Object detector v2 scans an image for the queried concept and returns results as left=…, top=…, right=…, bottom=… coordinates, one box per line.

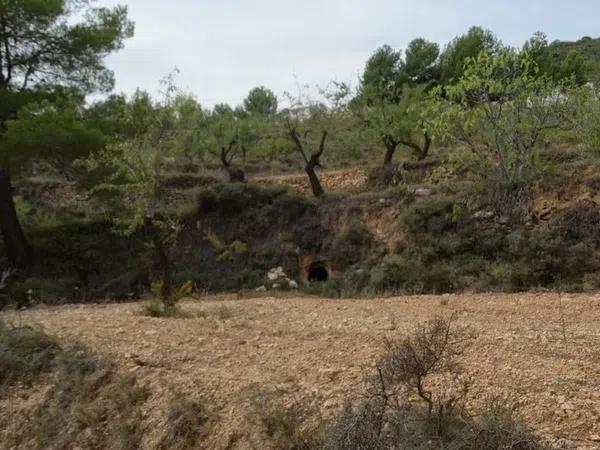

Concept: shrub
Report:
left=304, top=274, right=344, bottom=298
left=325, top=316, right=545, bottom=450
left=403, top=198, right=465, bottom=237
left=250, top=388, right=325, bottom=450
left=30, top=345, right=149, bottom=450
left=196, top=182, right=289, bottom=215
left=550, top=201, right=600, bottom=244
left=1, top=331, right=149, bottom=450
left=158, top=392, right=210, bottom=450
left=0, top=321, right=60, bottom=386
left=331, top=220, right=375, bottom=271
left=141, top=301, right=191, bottom=319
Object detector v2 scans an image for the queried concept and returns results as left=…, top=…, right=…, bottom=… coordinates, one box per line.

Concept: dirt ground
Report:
left=2, top=292, right=600, bottom=449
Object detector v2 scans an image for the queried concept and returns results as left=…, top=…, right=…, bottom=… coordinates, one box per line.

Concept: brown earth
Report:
left=2, top=292, right=600, bottom=449
left=252, top=167, right=369, bottom=194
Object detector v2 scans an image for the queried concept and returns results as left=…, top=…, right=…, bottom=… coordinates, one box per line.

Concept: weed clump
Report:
left=31, top=345, right=149, bottom=450
left=250, top=388, right=325, bottom=450
left=158, top=392, right=210, bottom=450
left=0, top=324, right=149, bottom=450
left=0, top=321, right=60, bottom=386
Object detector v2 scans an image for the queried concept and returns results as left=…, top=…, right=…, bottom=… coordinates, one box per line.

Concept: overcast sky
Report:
left=99, top=0, right=600, bottom=107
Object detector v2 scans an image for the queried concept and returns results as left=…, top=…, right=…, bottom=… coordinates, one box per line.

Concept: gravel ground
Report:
left=2, top=292, right=600, bottom=449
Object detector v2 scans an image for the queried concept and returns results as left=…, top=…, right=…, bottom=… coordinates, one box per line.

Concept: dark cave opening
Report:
left=307, top=262, right=329, bottom=282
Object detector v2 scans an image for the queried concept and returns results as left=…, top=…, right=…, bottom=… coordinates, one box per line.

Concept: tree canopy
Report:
left=0, top=0, right=134, bottom=267
left=243, top=86, right=278, bottom=116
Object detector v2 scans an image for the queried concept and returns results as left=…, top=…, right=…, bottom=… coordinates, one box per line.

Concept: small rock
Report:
left=554, top=438, right=577, bottom=449
left=255, top=285, right=267, bottom=293
left=474, top=210, right=494, bottom=219
left=414, top=187, right=433, bottom=197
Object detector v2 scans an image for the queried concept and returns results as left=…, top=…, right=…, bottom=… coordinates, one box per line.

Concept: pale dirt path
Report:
left=2, top=293, right=600, bottom=449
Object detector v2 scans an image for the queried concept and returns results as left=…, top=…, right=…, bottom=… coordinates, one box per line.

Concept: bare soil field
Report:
left=2, top=292, right=600, bottom=449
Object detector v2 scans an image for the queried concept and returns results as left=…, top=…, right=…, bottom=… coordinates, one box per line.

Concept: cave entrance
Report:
left=308, top=261, right=329, bottom=282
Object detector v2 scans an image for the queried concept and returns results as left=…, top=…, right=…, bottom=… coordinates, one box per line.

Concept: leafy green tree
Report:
left=205, top=108, right=260, bottom=182
left=439, top=26, right=502, bottom=84
left=281, top=82, right=351, bottom=197
left=523, top=32, right=588, bottom=84
left=403, top=38, right=440, bottom=85
left=354, top=84, right=432, bottom=165
left=0, top=0, right=133, bottom=267
left=573, top=86, right=600, bottom=156
left=355, top=40, right=438, bottom=168
left=84, top=136, right=181, bottom=309
left=433, top=51, right=578, bottom=188
left=87, top=90, right=156, bottom=140
left=359, top=45, right=404, bottom=100
left=243, top=86, right=278, bottom=116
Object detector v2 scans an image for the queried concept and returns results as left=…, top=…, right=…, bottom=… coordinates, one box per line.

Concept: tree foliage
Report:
left=523, top=32, right=588, bottom=84
left=439, top=26, right=502, bottom=84
left=433, top=50, right=578, bottom=187
left=354, top=84, right=432, bottom=165
left=403, top=38, right=440, bottom=85
left=0, top=0, right=134, bottom=267
left=244, top=86, right=278, bottom=116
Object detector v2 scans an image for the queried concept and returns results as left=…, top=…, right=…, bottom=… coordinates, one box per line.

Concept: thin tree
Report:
left=282, top=82, right=350, bottom=198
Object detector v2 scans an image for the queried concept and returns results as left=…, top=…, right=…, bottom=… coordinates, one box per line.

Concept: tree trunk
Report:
left=305, top=163, right=324, bottom=197
left=0, top=166, right=32, bottom=268
left=418, top=132, right=432, bottom=161
left=383, top=142, right=397, bottom=166
left=149, top=224, right=174, bottom=308
left=400, top=131, right=432, bottom=161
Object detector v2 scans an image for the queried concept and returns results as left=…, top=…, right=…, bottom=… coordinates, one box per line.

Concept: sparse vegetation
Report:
left=158, top=392, right=211, bottom=450
left=1, top=3, right=600, bottom=448
left=0, top=322, right=149, bottom=449
left=250, top=387, right=326, bottom=450
left=0, top=320, right=60, bottom=386
left=325, top=316, right=545, bottom=450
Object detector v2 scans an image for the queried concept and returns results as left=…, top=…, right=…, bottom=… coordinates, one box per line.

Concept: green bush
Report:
left=196, top=182, right=289, bottom=214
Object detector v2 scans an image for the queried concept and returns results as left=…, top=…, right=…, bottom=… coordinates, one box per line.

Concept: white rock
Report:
left=414, top=187, right=433, bottom=197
